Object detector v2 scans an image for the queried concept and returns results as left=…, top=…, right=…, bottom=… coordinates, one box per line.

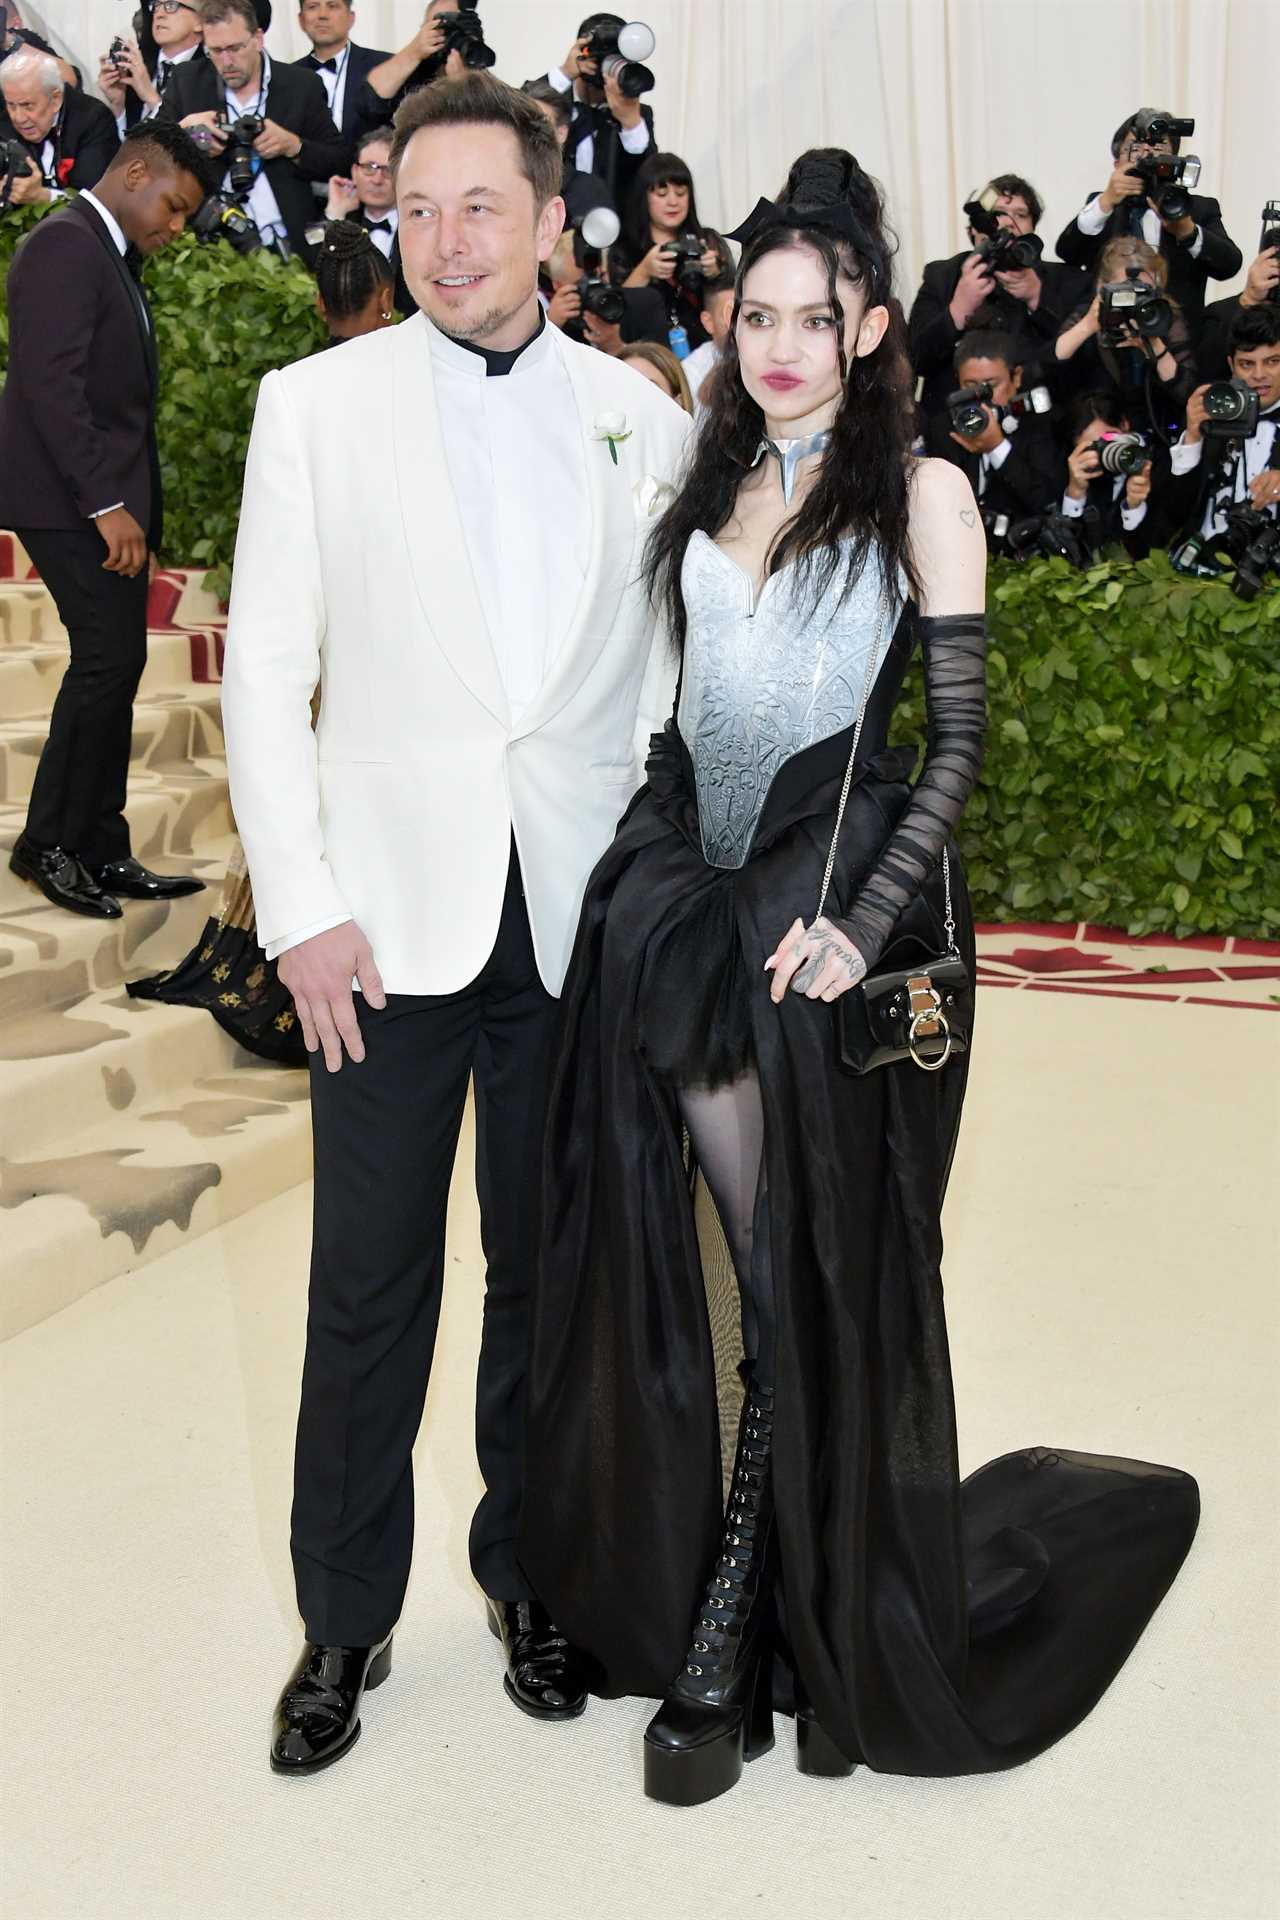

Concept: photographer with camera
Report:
left=1198, top=208, right=1280, bottom=379
left=610, top=151, right=728, bottom=357
left=0, top=119, right=215, bottom=918
left=324, top=122, right=411, bottom=314
left=522, top=77, right=616, bottom=226
left=909, top=173, right=1085, bottom=429
left=294, top=0, right=388, bottom=148
left=925, top=329, right=1060, bottom=533
left=1161, top=307, right=1280, bottom=569
left=157, top=0, right=345, bottom=264
left=1058, top=390, right=1160, bottom=558
left=0, top=45, right=118, bottom=208
left=542, top=221, right=669, bottom=351
left=98, top=3, right=206, bottom=138
left=360, top=1, right=481, bottom=123
left=1054, top=236, right=1197, bottom=439
left=534, top=12, right=655, bottom=208
left=1056, top=109, right=1241, bottom=340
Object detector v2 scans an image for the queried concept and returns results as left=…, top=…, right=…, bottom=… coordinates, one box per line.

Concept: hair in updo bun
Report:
left=643, top=146, right=921, bottom=653
left=315, top=218, right=394, bottom=323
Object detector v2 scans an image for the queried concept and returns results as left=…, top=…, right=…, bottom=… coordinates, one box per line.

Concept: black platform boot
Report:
left=643, top=1384, right=777, bottom=1807
left=795, top=1689, right=859, bottom=1777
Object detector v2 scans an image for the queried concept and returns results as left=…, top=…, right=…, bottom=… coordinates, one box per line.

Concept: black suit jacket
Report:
left=0, top=86, right=119, bottom=192
left=157, top=56, right=345, bottom=263
left=925, top=412, right=1063, bottom=522
left=1195, top=293, right=1252, bottom=381
left=121, top=46, right=209, bottom=131
left=1054, top=192, right=1242, bottom=331
left=0, top=196, right=160, bottom=542
left=907, top=249, right=1087, bottom=425
left=295, top=43, right=391, bottom=149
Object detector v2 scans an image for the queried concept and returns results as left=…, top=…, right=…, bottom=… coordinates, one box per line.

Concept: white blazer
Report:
left=221, top=313, right=692, bottom=997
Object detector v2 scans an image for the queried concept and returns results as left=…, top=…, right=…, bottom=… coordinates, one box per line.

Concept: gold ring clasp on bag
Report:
left=905, top=974, right=952, bottom=1071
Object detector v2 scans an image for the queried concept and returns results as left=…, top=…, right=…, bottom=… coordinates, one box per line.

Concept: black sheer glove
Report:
left=832, top=612, right=987, bottom=972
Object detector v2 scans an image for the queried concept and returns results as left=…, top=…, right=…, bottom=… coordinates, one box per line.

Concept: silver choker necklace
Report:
left=754, top=430, right=833, bottom=504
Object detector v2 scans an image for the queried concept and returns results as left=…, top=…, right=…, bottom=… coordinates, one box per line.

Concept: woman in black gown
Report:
left=518, top=150, right=1199, bottom=1805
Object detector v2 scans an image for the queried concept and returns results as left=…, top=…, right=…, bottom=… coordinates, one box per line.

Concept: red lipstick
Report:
left=761, top=373, right=803, bottom=390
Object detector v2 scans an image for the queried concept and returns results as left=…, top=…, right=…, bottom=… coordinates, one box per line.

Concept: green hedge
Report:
left=2, top=201, right=1277, bottom=939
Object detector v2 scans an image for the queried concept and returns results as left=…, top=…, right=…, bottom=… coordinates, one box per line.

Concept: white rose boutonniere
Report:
left=593, top=411, right=633, bottom=465
left=634, top=473, right=676, bottom=519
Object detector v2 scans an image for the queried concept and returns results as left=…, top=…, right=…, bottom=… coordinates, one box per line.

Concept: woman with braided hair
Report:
left=518, top=147, right=1199, bottom=1804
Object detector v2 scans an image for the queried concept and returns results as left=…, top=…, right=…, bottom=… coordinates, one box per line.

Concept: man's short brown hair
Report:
left=390, top=72, right=563, bottom=213
left=200, top=0, right=259, bottom=31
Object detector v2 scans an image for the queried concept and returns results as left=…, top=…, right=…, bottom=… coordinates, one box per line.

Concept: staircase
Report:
left=0, top=536, right=312, bottom=1340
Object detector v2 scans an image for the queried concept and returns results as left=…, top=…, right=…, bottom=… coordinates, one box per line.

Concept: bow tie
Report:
left=312, top=55, right=338, bottom=71
left=365, top=217, right=391, bottom=234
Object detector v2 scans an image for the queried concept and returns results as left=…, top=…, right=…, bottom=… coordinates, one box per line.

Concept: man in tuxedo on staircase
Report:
left=0, top=121, right=214, bottom=918
left=222, top=71, right=689, bottom=1777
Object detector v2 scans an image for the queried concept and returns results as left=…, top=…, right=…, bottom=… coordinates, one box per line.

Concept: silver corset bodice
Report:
left=677, top=531, right=905, bottom=869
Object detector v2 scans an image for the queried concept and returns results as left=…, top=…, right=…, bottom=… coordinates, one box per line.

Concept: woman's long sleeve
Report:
left=832, top=613, right=987, bottom=971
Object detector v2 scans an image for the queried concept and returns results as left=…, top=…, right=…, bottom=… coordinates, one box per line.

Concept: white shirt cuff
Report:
left=618, top=119, right=651, bottom=155
left=984, top=434, right=1013, bottom=471
left=547, top=66, right=572, bottom=93
left=1120, top=502, right=1148, bottom=530
left=1060, top=491, right=1086, bottom=518
left=1187, top=225, right=1203, bottom=259
left=1170, top=436, right=1203, bottom=475
left=263, top=913, right=352, bottom=962
left=89, top=502, right=125, bottom=517
left=1077, top=194, right=1110, bottom=236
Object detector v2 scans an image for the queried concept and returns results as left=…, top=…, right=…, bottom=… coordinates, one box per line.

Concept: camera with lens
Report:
left=191, top=191, right=262, bottom=256
left=1217, top=503, right=1280, bottom=601
left=580, top=18, right=656, bottom=98
left=1005, top=509, right=1100, bottom=568
left=947, top=380, right=1051, bottom=438
left=662, top=230, right=705, bottom=294
left=576, top=275, right=626, bottom=325
left=962, top=192, right=1043, bottom=274
left=1088, top=429, right=1151, bottom=475
left=213, top=111, right=266, bottom=197
left=1126, top=149, right=1202, bottom=222
left=1099, top=265, right=1173, bottom=346
left=434, top=8, right=495, bottom=70
left=108, top=34, right=132, bottom=77
left=1258, top=202, right=1280, bottom=300
left=1202, top=377, right=1261, bottom=438
left=1, top=137, right=32, bottom=179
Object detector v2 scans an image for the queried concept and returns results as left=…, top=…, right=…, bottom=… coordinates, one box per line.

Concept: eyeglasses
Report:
left=207, top=36, right=256, bottom=57
left=153, top=1, right=199, bottom=13
left=354, top=159, right=391, bottom=175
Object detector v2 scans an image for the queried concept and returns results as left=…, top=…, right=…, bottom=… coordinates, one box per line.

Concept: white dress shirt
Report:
left=306, top=42, right=351, bottom=133
left=116, top=39, right=200, bottom=137
left=975, top=426, right=1014, bottom=499
left=545, top=66, right=651, bottom=173
left=225, top=54, right=288, bottom=251
left=1076, top=194, right=1204, bottom=260
left=265, top=313, right=592, bottom=960
left=1170, top=402, right=1280, bottom=537
left=362, top=205, right=398, bottom=260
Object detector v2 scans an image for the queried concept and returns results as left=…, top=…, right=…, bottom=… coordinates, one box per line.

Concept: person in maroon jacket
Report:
left=0, top=120, right=214, bottom=918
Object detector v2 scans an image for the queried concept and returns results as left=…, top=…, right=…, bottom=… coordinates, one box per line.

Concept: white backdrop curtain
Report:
left=31, top=0, right=1276, bottom=302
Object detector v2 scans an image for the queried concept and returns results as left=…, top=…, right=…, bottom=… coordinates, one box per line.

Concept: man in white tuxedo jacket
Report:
left=221, top=72, right=689, bottom=1775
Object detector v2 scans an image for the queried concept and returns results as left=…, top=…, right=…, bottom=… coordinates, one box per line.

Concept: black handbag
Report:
left=813, top=612, right=973, bottom=1076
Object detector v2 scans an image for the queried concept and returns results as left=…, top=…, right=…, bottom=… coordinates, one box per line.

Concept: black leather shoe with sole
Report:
left=270, top=1635, right=393, bottom=1776
left=487, top=1597, right=589, bottom=1719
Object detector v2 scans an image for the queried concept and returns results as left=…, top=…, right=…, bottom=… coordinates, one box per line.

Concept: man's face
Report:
left=992, top=192, right=1033, bottom=235
left=2, top=68, right=61, bottom=141
left=203, top=18, right=264, bottom=94
left=298, top=0, right=353, bottom=53
left=1118, top=131, right=1174, bottom=177
left=956, top=354, right=1020, bottom=408
left=397, top=120, right=564, bottom=344
left=119, top=156, right=207, bottom=255
left=152, top=0, right=204, bottom=50
left=353, top=138, right=393, bottom=213
left=1230, top=342, right=1280, bottom=413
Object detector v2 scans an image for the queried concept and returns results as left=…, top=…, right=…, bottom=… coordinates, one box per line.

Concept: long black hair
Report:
left=620, top=150, right=704, bottom=263
left=642, top=148, right=921, bottom=654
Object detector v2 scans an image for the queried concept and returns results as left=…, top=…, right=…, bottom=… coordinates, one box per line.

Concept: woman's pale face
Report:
left=649, top=179, right=689, bottom=233
left=735, top=242, right=889, bottom=433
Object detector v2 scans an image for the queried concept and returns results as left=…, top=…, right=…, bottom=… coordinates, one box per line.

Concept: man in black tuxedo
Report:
left=529, top=12, right=655, bottom=213
left=908, top=173, right=1085, bottom=432
left=96, top=1, right=206, bottom=136
left=1056, top=390, right=1163, bottom=558
left=293, top=0, right=387, bottom=150
left=0, top=43, right=118, bottom=204
left=925, top=329, right=1062, bottom=532
left=1197, top=242, right=1280, bottom=380
left=157, top=0, right=345, bottom=265
left=323, top=122, right=412, bottom=315
left=1157, top=305, right=1280, bottom=551
left=1055, top=110, right=1241, bottom=340
left=0, top=121, right=214, bottom=918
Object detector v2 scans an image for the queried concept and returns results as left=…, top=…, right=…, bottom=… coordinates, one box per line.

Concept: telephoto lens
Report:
left=1090, top=431, right=1151, bottom=476
left=1202, top=378, right=1261, bottom=437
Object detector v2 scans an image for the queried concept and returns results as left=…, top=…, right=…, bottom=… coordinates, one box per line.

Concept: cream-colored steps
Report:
left=0, top=870, right=219, bottom=998
left=0, top=626, right=214, bottom=721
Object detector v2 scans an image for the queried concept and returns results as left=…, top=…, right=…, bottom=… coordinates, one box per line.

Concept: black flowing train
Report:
left=517, top=579, right=1199, bottom=1777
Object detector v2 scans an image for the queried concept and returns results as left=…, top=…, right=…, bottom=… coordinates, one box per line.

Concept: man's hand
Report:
left=993, top=264, right=1041, bottom=310
left=6, top=157, right=48, bottom=208
left=326, top=174, right=360, bottom=219
left=95, top=507, right=148, bottom=577
left=1124, top=466, right=1153, bottom=509
left=948, top=251, right=994, bottom=330
left=1183, top=383, right=1211, bottom=445
left=254, top=119, right=302, bottom=161
left=582, top=309, right=623, bottom=354
left=642, top=239, right=676, bottom=283
left=1066, top=439, right=1102, bottom=501
left=950, top=404, right=1006, bottom=457
left=559, top=33, right=589, bottom=80
left=1241, top=246, right=1280, bottom=309
left=602, top=65, right=641, bottom=129
left=97, top=53, right=129, bottom=113
left=547, top=283, right=582, bottom=329
left=181, top=109, right=228, bottom=149
left=413, top=10, right=448, bottom=59
left=1249, top=469, right=1280, bottom=510
left=1157, top=207, right=1197, bottom=242
left=765, top=916, right=868, bottom=1004
left=1099, top=161, right=1144, bottom=213
left=277, top=920, right=386, bottom=1072
left=698, top=243, right=721, bottom=278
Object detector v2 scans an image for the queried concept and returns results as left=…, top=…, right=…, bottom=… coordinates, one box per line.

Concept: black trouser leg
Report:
left=17, top=527, right=148, bottom=865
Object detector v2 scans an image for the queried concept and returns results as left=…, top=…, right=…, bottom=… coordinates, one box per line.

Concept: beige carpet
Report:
left=3, top=984, right=1277, bottom=1920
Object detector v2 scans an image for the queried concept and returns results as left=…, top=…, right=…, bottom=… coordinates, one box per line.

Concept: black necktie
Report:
left=313, top=56, right=337, bottom=71
left=155, top=58, right=170, bottom=92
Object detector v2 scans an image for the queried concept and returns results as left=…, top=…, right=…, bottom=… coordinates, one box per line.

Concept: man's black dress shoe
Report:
left=86, top=856, right=206, bottom=899
left=9, top=836, right=123, bottom=919
left=487, top=1597, right=589, bottom=1720
left=270, top=1635, right=393, bottom=1776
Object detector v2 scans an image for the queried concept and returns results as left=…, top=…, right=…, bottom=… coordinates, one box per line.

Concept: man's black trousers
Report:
left=17, top=526, right=149, bottom=866
left=292, top=844, right=559, bottom=1645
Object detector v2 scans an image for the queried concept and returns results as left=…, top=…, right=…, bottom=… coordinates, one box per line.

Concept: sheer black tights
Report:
left=677, top=1072, right=776, bottom=1392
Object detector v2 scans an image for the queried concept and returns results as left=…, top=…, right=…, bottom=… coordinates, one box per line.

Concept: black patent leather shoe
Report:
left=86, top=856, right=206, bottom=899
left=270, top=1634, right=393, bottom=1776
left=9, top=835, right=122, bottom=918
left=486, top=1597, right=588, bottom=1720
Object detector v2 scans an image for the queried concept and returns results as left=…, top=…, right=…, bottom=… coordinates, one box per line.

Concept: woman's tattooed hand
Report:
left=764, top=916, right=869, bottom=1004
